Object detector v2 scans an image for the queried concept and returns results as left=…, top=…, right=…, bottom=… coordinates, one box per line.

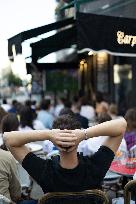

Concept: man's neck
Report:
left=60, top=150, right=78, bottom=169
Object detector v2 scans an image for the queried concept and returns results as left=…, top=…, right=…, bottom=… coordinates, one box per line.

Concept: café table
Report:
left=103, top=170, right=122, bottom=197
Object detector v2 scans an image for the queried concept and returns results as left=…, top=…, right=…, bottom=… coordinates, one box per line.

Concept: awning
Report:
left=26, top=62, right=78, bottom=73
left=31, top=25, right=76, bottom=62
left=77, top=12, right=136, bottom=56
left=8, top=17, right=75, bottom=57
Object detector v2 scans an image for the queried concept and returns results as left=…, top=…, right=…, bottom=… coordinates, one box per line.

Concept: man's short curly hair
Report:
left=59, top=108, right=74, bottom=117
left=53, top=114, right=81, bottom=130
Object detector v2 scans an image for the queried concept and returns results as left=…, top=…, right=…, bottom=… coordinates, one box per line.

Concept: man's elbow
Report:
left=118, top=118, right=127, bottom=135
left=3, top=132, right=12, bottom=147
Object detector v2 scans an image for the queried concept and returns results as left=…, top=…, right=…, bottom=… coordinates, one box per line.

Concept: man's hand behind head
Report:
left=49, top=129, right=78, bottom=152
left=51, top=114, right=82, bottom=152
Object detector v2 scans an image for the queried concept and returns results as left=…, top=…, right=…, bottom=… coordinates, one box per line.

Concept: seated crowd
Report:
left=0, top=96, right=136, bottom=203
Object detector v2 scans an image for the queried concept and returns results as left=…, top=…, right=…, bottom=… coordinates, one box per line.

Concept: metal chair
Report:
left=103, top=170, right=123, bottom=197
left=16, top=162, right=33, bottom=198
left=124, top=180, right=136, bottom=204
left=38, top=189, right=109, bottom=204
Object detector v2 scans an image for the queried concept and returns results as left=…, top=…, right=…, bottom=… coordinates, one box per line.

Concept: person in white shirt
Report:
left=80, top=96, right=95, bottom=121
left=78, top=113, right=127, bottom=156
left=32, top=111, right=45, bottom=130
left=1, top=99, right=11, bottom=112
left=54, top=97, right=65, bottom=117
left=37, top=99, right=54, bottom=129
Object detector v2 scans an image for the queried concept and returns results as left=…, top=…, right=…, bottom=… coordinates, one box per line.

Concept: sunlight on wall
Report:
left=11, top=54, right=27, bottom=80
left=0, top=39, right=10, bottom=72
left=0, top=0, right=57, bottom=75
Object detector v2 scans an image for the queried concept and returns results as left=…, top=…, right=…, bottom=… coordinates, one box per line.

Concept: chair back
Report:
left=16, top=162, right=31, bottom=188
left=124, top=180, right=136, bottom=204
left=38, top=189, right=109, bottom=204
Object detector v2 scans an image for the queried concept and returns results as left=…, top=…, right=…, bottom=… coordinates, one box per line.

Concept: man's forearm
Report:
left=86, top=118, right=127, bottom=138
left=4, top=130, right=51, bottom=147
left=4, top=118, right=127, bottom=148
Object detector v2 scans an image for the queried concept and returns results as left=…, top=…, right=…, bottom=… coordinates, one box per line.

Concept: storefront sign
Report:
left=117, top=31, right=136, bottom=47
left=77, top=12, right=136, bottom=55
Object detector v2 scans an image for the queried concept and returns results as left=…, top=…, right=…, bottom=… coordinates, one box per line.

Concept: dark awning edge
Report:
left=78, top=48, right=136, bottom=57
left=8, top=17, right=75, bottom=41
left=8, top=17, right=75, bottom=57
left=77, top=12, right=136, bottom=57
left=31, top=26, right=77, bottom=62
left=26, top=62, right=78, bottom=74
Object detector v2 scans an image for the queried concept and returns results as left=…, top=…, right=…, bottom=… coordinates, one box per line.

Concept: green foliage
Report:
left=7, top=71, right=22, bottom=86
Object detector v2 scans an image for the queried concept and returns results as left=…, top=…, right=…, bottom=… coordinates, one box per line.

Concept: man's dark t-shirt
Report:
left=22, top=146, right=114, bottom=193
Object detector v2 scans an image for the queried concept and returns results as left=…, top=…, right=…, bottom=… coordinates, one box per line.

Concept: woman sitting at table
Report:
left=124, top=108, right=136, bottom=151
left=1, top=113, right=38, bottom=204
left=19, top=106, right=35, bottom=131
left=1, top=113, right=19, bottom=151
left=0, top=113, right=21, bottom=202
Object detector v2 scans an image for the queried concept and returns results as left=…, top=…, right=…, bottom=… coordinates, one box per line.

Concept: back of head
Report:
left=2, top=99, right=7, bottom=104
left=20, top=106, right=34, bottom=129
left=58, top=97, right=65, bottom=105
left=0, top=107, right=8, bottom=125
left=64, top=100, right=71, bottom=108
left=53, top=114, right=81, bottom=130
left=25, top=100, right=31, bottom=107
left=109, top=104, right=118, bottom=115
left=97, top=113, right=112, bottom=124
left=71, top=102, right=81, bottom=113
left=125, top=108, right=136, bottom=131
left=80, top=96, right=90, bottom=106
left=59, top=108, right=74, bottom=117
left=96, top=101, right=109, bottom=115
left=100, top=102, right=109, bottom=112
left=31, top=100, right=36, bottom=106
left=1, top=113, right=19, bottom=151
left=1, top=113, right=19, bottom=133
left=12, top=100, right=18, bottom=106
left=40, top=99, right=51, bottom=110
left=96, top=92, right=103, bottom=103
left=72, top=95, right=79, bottom=103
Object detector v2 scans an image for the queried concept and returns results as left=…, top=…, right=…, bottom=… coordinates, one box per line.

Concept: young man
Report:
left=4, top=115, right=127, bottom=193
